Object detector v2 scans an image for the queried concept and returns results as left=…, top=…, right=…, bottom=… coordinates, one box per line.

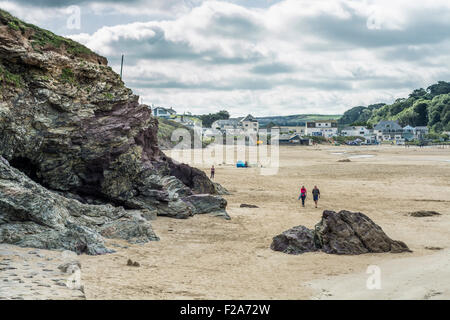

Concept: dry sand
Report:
left=2, top=145, right=449, bottom=299
left=78, top=145, right=450, bottom=300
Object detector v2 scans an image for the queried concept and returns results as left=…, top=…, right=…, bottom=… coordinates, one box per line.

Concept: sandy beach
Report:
left=72, top=145, right=449, bottom=299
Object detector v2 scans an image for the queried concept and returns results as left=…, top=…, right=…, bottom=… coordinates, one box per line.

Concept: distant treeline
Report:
left=340, top=81, right=450, bottom=132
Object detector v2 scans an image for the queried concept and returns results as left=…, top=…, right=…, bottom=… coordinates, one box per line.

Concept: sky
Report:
left=2, top=0, right=450, bottom=117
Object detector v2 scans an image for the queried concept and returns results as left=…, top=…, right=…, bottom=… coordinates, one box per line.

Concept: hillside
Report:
left=339, top=81, right=450, bottom=132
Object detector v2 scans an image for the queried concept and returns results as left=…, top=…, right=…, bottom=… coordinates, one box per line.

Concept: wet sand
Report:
left=78, top=145, right=450, bottom=299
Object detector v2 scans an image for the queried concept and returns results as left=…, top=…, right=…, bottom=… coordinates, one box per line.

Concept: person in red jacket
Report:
left=298, top=185, right=307, bottom=207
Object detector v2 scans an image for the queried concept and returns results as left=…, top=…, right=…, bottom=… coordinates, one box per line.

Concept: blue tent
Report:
left=236, top=161, right=246, bottom=168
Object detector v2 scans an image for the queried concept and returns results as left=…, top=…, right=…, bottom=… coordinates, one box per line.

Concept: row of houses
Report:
left=341, top=121, right=429, bottom=143
left=151, top=106, right=430, bottom=144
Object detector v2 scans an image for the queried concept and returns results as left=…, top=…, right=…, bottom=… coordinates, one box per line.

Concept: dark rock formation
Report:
left=0, top=10, right=229, bottom=254
left=127, top=259, right=140, bottom=267
left=183, top=194, right=229, bottom=220
left=0, top=156, right=158, bottom=254
left=0, top=9, right=226, bottom=217
left=240, top=204, right=259, bottom=208
left=271, top=210, right=411, bottom=255
left=409, top=211, right=441, bottom=217
left=271, top=226, right=318, bottom=254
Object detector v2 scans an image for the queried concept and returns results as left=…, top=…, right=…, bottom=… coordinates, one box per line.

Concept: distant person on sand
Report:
left=210, top=165, right=215, bottom=179
left=312, top=185, right=320, bottom=208
left=298, top=185, right=307, bottom=207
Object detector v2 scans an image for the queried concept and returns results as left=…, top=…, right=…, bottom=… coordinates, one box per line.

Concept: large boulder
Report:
left=183, top=194, right=230, bottom=220
left=271, top=210, right=411, bottom=255
left=0, top=9, right=226, bottom=218
left=270, top=226, right=318, bottom=254
left=0, top=156, right=158, bottom=254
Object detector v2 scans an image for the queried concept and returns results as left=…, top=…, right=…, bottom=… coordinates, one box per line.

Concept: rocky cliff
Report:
left=0, top=10, right=228, bottom=253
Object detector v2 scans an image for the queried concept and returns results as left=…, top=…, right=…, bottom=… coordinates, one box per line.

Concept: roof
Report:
left=279, top=134, right=301, bottom=141
left=374, top=120, right=402, bottom=131
left=342, top=126, right=367, bottom=131
left=240, top=114, right=257, bottom=122
left=154, top=107, right=176, bottom=113
left=213, top=119, right=239, bottom=128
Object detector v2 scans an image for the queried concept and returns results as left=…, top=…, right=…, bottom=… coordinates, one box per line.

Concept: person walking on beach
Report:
left=298, top=185, right=307, bottom=207
left=210, top=165, right=215, bottom=180
left=312, top=185, right=320, bottom=208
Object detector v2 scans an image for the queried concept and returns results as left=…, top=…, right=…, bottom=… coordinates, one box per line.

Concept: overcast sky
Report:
left=2, top=0, right=450, bottom=117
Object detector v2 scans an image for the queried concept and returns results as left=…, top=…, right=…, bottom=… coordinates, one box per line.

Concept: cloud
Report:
left=3, top=0, right=450, bottom=116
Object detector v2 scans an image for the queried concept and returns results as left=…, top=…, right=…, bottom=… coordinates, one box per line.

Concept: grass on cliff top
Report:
left=0, top=9, right=101, bottom=59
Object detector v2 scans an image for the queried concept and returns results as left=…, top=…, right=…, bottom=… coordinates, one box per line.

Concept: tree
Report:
left=412, top=100, right=429, bottom=126
left=427, top=93, right=450, bottom=132
left=427, top=81, right=450, bottom=97
left=409, top=88, right=427, bottom=99
left=197, top=110, right=230, bottom=128
left=350, top=121, right=373, bottom=129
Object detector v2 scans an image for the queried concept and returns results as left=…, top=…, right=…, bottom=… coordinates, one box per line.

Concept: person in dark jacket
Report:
left=210, top=165, right=215, bottom=179
left=312, top=185, right=320, bottom=208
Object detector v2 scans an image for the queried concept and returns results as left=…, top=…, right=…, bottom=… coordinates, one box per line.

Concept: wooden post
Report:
left=120, top=54, right=124, bottom=80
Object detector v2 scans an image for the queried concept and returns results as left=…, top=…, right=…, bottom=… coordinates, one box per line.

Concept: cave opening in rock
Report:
left=9, top=157, right=41, bottom=183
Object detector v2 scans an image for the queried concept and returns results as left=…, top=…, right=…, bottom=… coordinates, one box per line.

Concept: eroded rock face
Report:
left=0, top=10, right=225, bottom=219
left=271, top=210, right=411, bottom=255
left=0, top=157, right=158, bottom=254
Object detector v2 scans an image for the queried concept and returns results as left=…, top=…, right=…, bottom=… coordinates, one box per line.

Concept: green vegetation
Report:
left=104, top=92, right=114, bottom=100
left=157, top=118, right=194, bottom=149
left=60, top=68, right=75, bottom=84
left=338, top=104, right=385, bottom=126
left=7, top=20, right=20, bottom=31
left=349, top=121, right=373, bottom=129
left=0, top=9, right=97, bottom=58
left=196, top=110, right=230, bottom=128
left=340, top=81, right=450, bottom=133
left=0, top=65, right=23, bottom=88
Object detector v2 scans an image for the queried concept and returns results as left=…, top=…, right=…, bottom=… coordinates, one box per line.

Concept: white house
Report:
left=212, top=119, right=239, bottom=131
left=374, top=120, right=403, bottom=141
left=414, top=126, right=429, bottom=139
left=212, top=114, right=259, bottom=134
left=271, top=125, right=306, bottom=135
left=402, top=125, right=416, bottom=141
left=305, top=120, right=338, bottom=138
left=341, top=126, right=372, bottom=137
left=153, top=106, right=176, bottom=119
left=240, top=114, right=259, bottom=133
